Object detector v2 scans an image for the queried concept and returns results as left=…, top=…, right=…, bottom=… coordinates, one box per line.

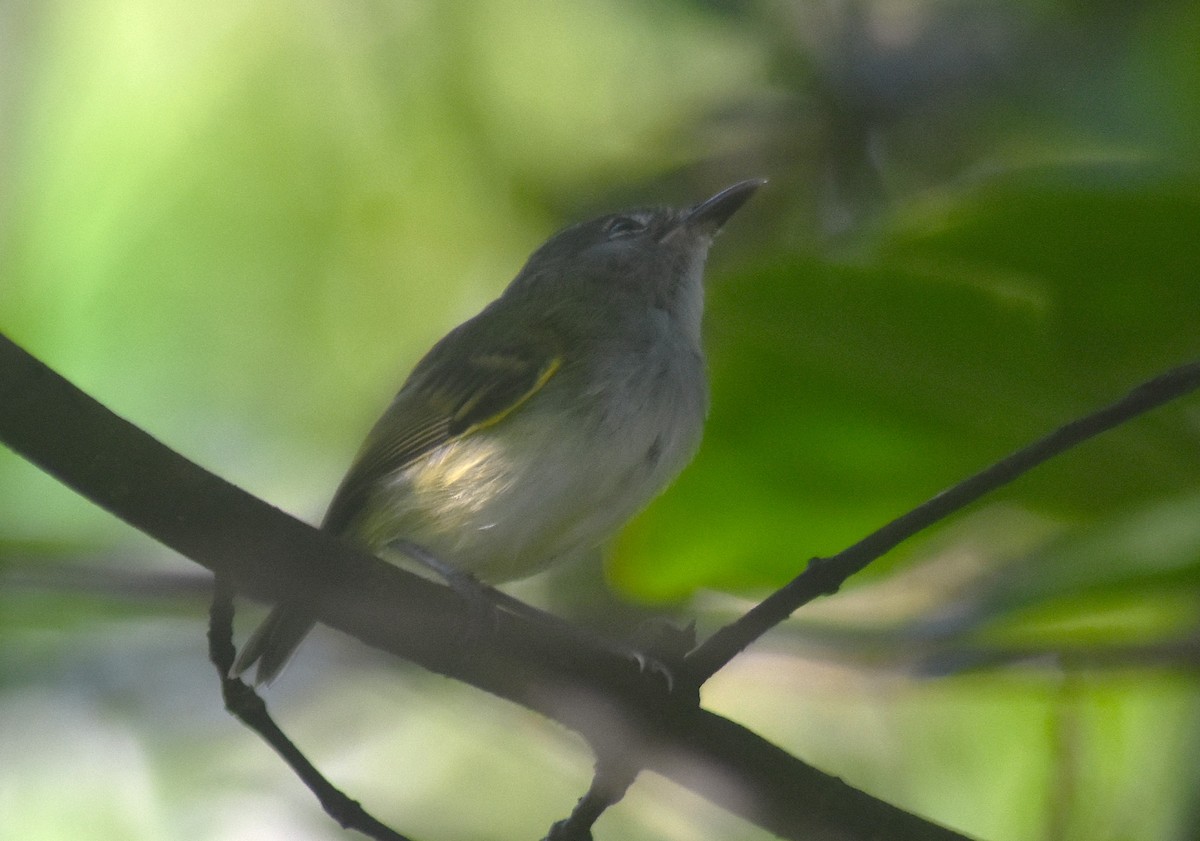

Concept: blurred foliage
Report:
left=624, top=163, right=1200, bottom=596
left=1, top=1, right=1199, bottom=840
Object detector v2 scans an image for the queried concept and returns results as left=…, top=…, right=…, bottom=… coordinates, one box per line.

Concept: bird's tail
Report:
left=232, top=607, right=315, bottom=685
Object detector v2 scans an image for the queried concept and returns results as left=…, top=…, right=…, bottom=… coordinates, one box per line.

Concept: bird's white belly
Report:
left=358, top=356, right=705, bottom=582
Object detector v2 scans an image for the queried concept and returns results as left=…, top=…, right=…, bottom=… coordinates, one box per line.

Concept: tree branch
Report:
left=684, top=360, right=1200, bottom=683
left=208, top=578, right=415, bottom=841
left=0, top=331, right=975, bottom=839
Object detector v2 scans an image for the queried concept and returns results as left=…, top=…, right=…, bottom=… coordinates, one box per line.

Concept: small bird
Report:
left=235, top=178, right=764, bottom=684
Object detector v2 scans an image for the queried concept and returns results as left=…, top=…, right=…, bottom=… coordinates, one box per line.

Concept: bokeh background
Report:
left=2, top=1, right=1199, bottom=839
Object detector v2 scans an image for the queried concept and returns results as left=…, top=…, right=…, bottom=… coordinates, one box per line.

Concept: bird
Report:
left=234, top=178, right=764, bottom=684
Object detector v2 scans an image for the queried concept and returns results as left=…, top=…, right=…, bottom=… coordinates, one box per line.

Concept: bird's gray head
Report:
left=506, top=179, right=764, bottom=338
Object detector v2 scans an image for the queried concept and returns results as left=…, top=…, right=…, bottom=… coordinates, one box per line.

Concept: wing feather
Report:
left=321, top=323, right=561, bottom=536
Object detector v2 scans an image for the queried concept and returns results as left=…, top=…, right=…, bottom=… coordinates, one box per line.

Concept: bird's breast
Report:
left=363, top=326, right=707, bottom=582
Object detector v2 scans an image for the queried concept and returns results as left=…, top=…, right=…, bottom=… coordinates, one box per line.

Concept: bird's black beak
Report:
left=682, top=178, right=767, bottom=234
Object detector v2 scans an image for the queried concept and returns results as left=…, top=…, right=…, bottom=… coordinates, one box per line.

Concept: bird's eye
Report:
left=604, top=216, right=647, bottom=239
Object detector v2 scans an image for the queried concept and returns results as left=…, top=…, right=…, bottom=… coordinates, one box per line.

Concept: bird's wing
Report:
left=321, top=322, right=562, bottom=535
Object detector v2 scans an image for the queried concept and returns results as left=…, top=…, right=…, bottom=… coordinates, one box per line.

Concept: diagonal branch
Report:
left=0, top=331, right=975, bottom=840
left=208, top=578, right=415, bottom=841
left=684, top=360, right=1200, bottom=684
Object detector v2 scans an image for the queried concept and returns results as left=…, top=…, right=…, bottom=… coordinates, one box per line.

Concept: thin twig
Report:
left=208, top=578, right=415, bottom=841
left=685, top=360, right=1200, bottom=683
left=544, top=759, right=639, bottom=841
